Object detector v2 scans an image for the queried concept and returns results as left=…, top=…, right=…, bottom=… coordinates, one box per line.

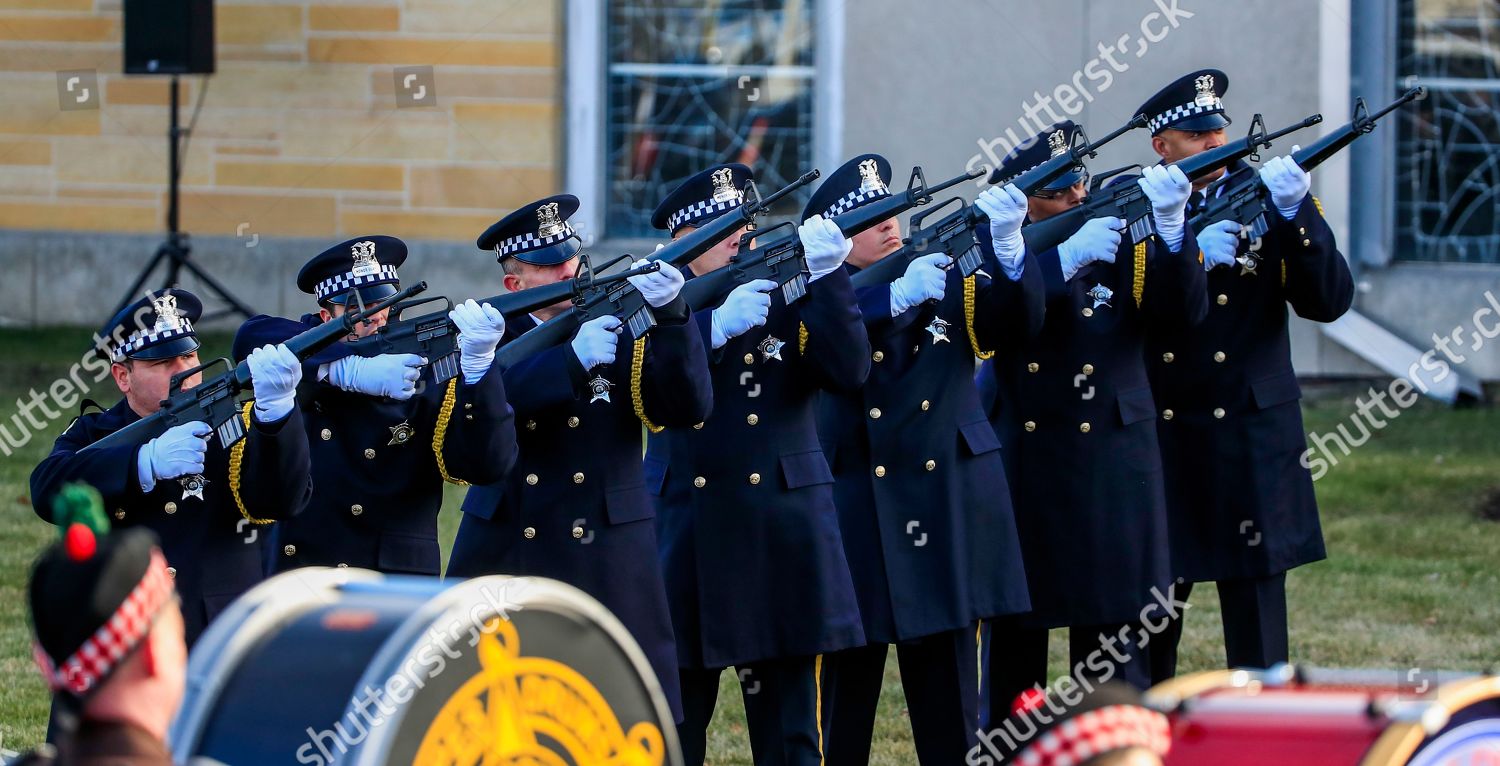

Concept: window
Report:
left=600, top=0, right=819, bottom=238
left=1396, top=0, right=1500, bottom=263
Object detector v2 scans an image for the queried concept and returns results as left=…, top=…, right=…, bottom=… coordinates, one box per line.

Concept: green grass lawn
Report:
left=1, top=329, right=1498, bottom=761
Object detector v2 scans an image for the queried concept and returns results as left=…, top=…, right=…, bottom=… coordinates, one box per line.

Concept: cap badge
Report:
left=149, top=293, right=184, bottom=334
left=710, top=167, right=740, bottom=204
left=536, top=202, right=565, bottom=239
left=1194, top=74, right=1217, bottom=108
left=858, top=158, right=887, bottom=194
left=350, top=240, right=380, bottom=277
left=1048, top=129, right=1068, bottom=158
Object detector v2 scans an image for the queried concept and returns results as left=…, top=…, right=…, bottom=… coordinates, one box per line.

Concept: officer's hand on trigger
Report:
left=137, top=420, right=211, bottom=492
left=327, top=354, right=425, bottom=400
left=571, top=315, right=622, bottom=370
left=247, top=343, right=302, bottom=423
left=450, top=298, right=506, bottom=385
left=1260, top=147, right=1312, bottom=220
left=798, top=215, right=853, bottom=281
left=1198, top=219, right=1243, bottom=272
left=1058, top=217, right=1124, bottom=281
left=711, top=279, right=775, bottom=349
left=628, top=259, right=686, bottom=308
left=889, top=253, right=950, bottom=316
left=1137, top=164, right=1192, bottom=252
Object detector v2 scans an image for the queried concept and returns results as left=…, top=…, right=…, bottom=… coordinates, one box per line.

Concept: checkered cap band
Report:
left=824, top=186, right=890, bottom=219
left=1014, top=704, right=1171, bottom=766
left=314, top=265, right=400, bottom=301
left=34, top=549, right=173, bottom=696
left=668, top=195, right=743, bottom=232
left=115, top=321, right=195, bottom=361
left=1149, top=97, right=1224, bottom=132
left=496, top=223, right=576, bottom=258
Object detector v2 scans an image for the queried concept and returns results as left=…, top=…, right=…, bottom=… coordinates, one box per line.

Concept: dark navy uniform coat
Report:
left=236, top=314, right=517, bottom=576
left=646, top=266, right=870, bottom=670
left=1149, top=168, right=1353, bottom=583
left=31, top=399, right=312, bottom=645
left=978, top=222, right=1206, bottom=628
left=449, top=299, right=712, bottom=721
left=818, top=255, right=1043, bottom=644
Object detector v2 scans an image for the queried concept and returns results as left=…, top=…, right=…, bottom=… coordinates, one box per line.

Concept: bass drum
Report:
left=169, top=568, right=681, bottom=766
left=1145, top=665, right=1500, bottom=765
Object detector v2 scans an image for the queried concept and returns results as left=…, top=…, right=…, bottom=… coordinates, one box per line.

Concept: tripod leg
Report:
left=178, top=256, right=257, bottom=320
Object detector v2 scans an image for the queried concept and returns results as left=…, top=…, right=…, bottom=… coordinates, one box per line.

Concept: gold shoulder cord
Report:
left=1133, top=242, right=1147, bottom=308
left=228, top=400, right=273, bottom=525
left=963, top=275, right=994, bottom=360
left=798, top=322, right=809, bottom=355
left=631, top=337, right=664, bottom=434
left=433, top=378, right=469, bottom=485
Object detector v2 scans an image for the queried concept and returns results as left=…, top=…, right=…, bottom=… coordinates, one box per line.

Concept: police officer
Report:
left=813, top=155, right=1039, bottom=764
left=31, top=289, right=311, bottom=645
left=976, top=121, right=1206, bottom=711
left=448, top=194, right=711, bottom=724
left=235, top=235, right=518, bottom=575
left=1137, top=70, right=1354, bottom=680
left=644, top=163, right=870, bottom=766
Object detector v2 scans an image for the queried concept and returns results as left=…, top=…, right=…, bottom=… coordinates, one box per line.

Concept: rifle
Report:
left=492, top=170, right=821, bottom=372
left=1191, top=87, right=1424, bottom=241
left=1021, top=112, right=1324, bottom=256
left=681, top=164, right=988, bottom=312
left=342, top=259, right=663, bottom=385
left=851, top=114, right=1147, bottom=290
left=82, top=283, right=426, bottom=453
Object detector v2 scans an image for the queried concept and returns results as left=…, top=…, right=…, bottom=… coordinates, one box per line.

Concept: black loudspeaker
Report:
left=124, top=0, right=215, bottom=75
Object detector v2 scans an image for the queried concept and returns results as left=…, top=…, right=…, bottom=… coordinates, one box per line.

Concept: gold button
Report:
left=869, top=408, right=882, bottom=419
left=336, top=563, right=348, bottom=569
left=1082, top=307, right=1094, bottom=317
left=872, top=351, right=884, bottom=362
left=1024, top=421, right=1036, bottom=432
left=874, top=466, right=886, bottom=478
left=523, top=527, right=536, bottom=539
left=693, top=476, right=706, bottom=488
left=924, top=459, right=936, bottom=471
left=1299, top=226, right=1307, bottom=236
left=283, top=544, right=297, bottom=557
left=1214, top=408, right=1226, bottom=419
left=1162, top=352, right=1175, bottom=363
left=1162, top=409, right=1175, bottom=420
left=526, top=420, right=536, bottom=431
left=749, top=473, right=761, bottom=485
left=693, top=422, right=704, bottom=430
left=1079, top=422, right=1091, bottom=433
left=364, top=448, right=376, bottom=459
left=746, top=414, right=759, bottom=426
left=1027, top=362, right=1039, bottom=373
left=1213, top=351, right=1226, bottom=363
left=1081, top=364, right=1094, bottom=375
left=1302, top=238, right=1311, bottom=247
left=525, top=473, right=538, bottom=485
left=350, top=504, right=363, bottom=516
left=744, top=353, right=755, bottom=364
left=320, top=428, right=332, bottom=441
left=920, top=400, right=931, bottom=411
left=567, top=416, right=579, bottom=428
left=166, top=566, right=176, bottom=578
left=164, top=502, right=177, bottom=515
left=572, top=526, right=584, bottom=539
left=573, top=472, right=585, bottom=484
left=465, top=414, right=473, bottom=420
left=1216, top=294, right=1228, bottom=306
left=114, top=509, right=125, bottom=520
left=464, top=402, right=473, bottom=410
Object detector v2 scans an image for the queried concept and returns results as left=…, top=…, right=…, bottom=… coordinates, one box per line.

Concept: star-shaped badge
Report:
left=179, top=474, right=208, bottom=501
left=1087, top=284, right=1113, bottom=309
left=926, top=317, right=951, bottom=344
left=1236, top=252, right=1261, bottom=276
left=587, top=375, right=613, bottom=404
left=758, top=335, right=786, bottom=362
left=388, top=420, right=415, bottom=446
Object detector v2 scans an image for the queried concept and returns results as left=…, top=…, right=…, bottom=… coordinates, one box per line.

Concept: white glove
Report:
left=247, top=343, right=301, bottom=423
left=1198, top=219, right=1243, bottom=272
left=711, top=279, right=775, bottom=349
left=327, top=354, right=423, bottom=400
left=1057, top=217, right=1123, bottom=281
left=1137, top=164, right=1191, bottom=252
left=571, top=315, right=622, bottom=370
left=889, top=253, right=950, bottom=316
left=136, top=421, right=211, bottom=493
left=798, top=215, right=853, bottom=282
left=976, top=184, right=1029, bottom=281
left=450, top=299, right=506, bottom=385
left=1260, top=148, right=1311, bottom=220
left=627, top=259, right=685, bottom=308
